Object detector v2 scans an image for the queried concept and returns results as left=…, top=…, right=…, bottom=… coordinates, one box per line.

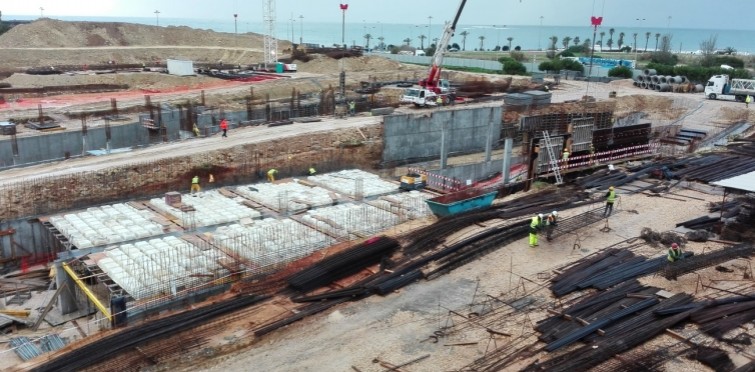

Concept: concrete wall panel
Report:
left=382, top=106, right=501, bottom=163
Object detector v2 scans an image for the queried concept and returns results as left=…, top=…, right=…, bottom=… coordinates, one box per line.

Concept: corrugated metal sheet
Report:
left=712, top=170, right=755, bottom=193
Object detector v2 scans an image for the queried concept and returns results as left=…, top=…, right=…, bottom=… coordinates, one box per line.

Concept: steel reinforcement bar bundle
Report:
left=663, top=244, right=755, bottom=280
left=522, top=293, right=695, bottom=372
left=29, top=294, right=269, bottom=372
left=549, top=247, right=693, bottom=297
left=287, top=236, right=400, bottom=292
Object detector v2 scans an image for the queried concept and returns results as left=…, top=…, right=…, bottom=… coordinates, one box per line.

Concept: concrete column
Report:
left=439, top=113, right=449, bottom=169
left=484, top=107, right=494, bottom=162
left=55, top=261, right=79, bottom=315
left=502, top=137, right=513, bottom=184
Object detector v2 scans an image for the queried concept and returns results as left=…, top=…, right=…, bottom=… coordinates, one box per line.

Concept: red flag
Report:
left=340, top=4, right=349, bottom=10
left=591, top=16, right=603, bottom=26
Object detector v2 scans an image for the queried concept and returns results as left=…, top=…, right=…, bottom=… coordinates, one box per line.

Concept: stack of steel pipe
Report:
left=287, top=236, right=400, bottom=292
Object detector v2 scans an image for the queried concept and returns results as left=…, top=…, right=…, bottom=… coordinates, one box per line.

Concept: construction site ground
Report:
left=1, top=20, right=754, bottom=371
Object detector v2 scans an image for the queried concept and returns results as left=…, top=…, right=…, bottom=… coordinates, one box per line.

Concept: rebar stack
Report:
left=525, top=293, right=695, bottom=372
left=30, top=294, right=269, bottom=372
left=663, top=244, right=755, bottom=280
left=287, top=236, right=399, bottom=292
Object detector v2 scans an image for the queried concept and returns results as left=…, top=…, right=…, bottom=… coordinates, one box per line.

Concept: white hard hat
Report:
left=538, top=213, right=544, bottom=219
left=552, top=211, right=558, bottom=216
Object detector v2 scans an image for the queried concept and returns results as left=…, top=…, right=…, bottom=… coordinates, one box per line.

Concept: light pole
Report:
left=634, top=18, right=645, bottom=69
left=39, top=7, right=44, bottom=18
left=154, top=10, right=160, bottom=26
left=234, top=14, right=238, bottom=47
left=667, top=16, right=672, bottom=29
left=299, top=15, right=303, bottom=44
left=428, top=16, right=433, bottom=38
left=340, top=4, right=348, bottom=48
left=538, top=16, right=544, bottom=51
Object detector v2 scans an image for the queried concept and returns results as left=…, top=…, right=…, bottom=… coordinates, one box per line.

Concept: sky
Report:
left=1, top=0, right=752, bottom=31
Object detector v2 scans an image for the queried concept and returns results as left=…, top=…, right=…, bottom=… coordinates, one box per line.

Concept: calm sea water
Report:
left=7, top=15, right=755, bottom=54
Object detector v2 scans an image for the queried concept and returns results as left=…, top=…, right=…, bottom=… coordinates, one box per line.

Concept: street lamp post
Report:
left=538, top=16, right=544, bottom=51
left=299, top=15, right=303, bottom=44
left=634, top=18, right=645, bottom=70
left=154, top=10, right=160, bottom=26
left=340, top=4, right=348, bottom=47
left=428, top=16, right=433, bottom=38
left=234, top=14, right=238, bottom=47
left=39, top=7, right=44, bottom=18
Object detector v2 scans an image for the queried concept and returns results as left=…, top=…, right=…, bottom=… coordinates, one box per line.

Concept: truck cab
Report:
left=704, top=75, right=729, bottom=100
left=399, top=79, right=452, bottom=107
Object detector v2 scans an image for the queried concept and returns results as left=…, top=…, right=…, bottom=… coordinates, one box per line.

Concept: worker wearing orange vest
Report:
left=220, top=118, right=228, bottom=137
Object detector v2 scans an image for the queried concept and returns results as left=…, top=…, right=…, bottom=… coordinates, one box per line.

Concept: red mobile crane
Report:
left=400, top=0, right=467, bottom=107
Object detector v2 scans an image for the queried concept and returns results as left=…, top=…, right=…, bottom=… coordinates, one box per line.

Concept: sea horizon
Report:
left=4, top=14, right=755, bottom=55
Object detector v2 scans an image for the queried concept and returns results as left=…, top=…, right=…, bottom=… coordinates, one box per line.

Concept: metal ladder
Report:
left=542, top=130, right=563, bottom=185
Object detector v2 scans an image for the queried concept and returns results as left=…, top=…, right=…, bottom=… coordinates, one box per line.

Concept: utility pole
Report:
left=428, top=15, right=433, bottom=38
left=40, top=7, right=44, bottom=18
left=234, top=14, right=238, bottom=47
left=154, top=10, right=160, bottom=26
left=538, top=16, right=544, bottom=50
left=299, top=15, right=303, bottom=44
left=339, top=4, right=349, bottom=103
left=340, top=4, right=348, bottom=48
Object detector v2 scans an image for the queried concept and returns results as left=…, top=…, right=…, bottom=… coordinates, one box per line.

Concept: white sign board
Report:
left=166, top=59, right=194, bottom=76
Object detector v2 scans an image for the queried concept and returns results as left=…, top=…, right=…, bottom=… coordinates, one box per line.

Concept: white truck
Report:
left=704, top=74, right=755, bottom=102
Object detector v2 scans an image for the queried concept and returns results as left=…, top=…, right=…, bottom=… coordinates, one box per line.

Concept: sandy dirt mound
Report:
left=2, top=71, right=219, bottom=90
left=614, top=94, right=687, bottom=120
left=0, top=18, right=269, bottom=48
left=296, top=55, right=411, bottom=75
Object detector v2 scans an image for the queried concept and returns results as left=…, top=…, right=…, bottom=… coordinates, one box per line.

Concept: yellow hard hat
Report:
left=609, top=186, right=615, bottom=190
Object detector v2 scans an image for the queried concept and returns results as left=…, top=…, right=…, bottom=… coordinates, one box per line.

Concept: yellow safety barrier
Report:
left=61, top=262, right=112, bottom=322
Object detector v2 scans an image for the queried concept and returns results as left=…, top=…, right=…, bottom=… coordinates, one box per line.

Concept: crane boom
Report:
left=420, top=0, right=467, bottom=92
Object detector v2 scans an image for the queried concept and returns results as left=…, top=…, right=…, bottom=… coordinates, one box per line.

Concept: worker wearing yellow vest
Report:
left=190, top=175, right=200, bottom=194
left=529, top=213, right=543, bottom=247
left=667, top=243, right=683, bottom=262
left=746, top=95, right=752, bottom=109
left=308, top=167, right=316, bottom=176
left=267, top=168, right=278, bottom=182
left=603, top=186, right=616, bottom=217
left=562, top=148, right=570, bottom=163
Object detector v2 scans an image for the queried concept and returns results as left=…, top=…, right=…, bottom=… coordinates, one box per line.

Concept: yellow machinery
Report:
left=399, top=173, right=428, bottom=191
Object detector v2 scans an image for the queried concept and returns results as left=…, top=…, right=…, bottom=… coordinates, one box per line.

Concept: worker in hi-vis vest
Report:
left=190, top=175, right=200, bottom=194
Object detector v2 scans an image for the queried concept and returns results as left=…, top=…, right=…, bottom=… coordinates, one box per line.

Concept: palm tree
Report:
left=562, top=36, right=572, bottom=49
left=654, top=33, right=661, bottom=51
left=608, top=28, right=615, bottom=50
left=606, top=38, right=613, bottom=50
left=632, top=33, right=638, bottom=51
left=549, top=36, right=558, bottom=50
left=599, top=31, right=605, bottom=50
left=478, top=35, right=485, bottom=50
left=618, top=32, right=625, bottom=49
left=364, top=33, right=372, bottom=49
left=377, top=36, right=385, bottom=51
left=573, top=36, right=580, bottom=46
left=418, top=34, right=426, bottom=50
left=644, top=32, right=651, bottom=52
left=403, top=37, right=411, bottom=46
left=583, top=38, right=591, bottom=49
left=507, top=36, right=513, bottom=50
left=459, top=30, right=469, bottom=51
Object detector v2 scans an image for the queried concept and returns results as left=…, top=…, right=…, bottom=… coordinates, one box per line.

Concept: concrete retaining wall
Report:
left=382, top=106, right=502, bottom=164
